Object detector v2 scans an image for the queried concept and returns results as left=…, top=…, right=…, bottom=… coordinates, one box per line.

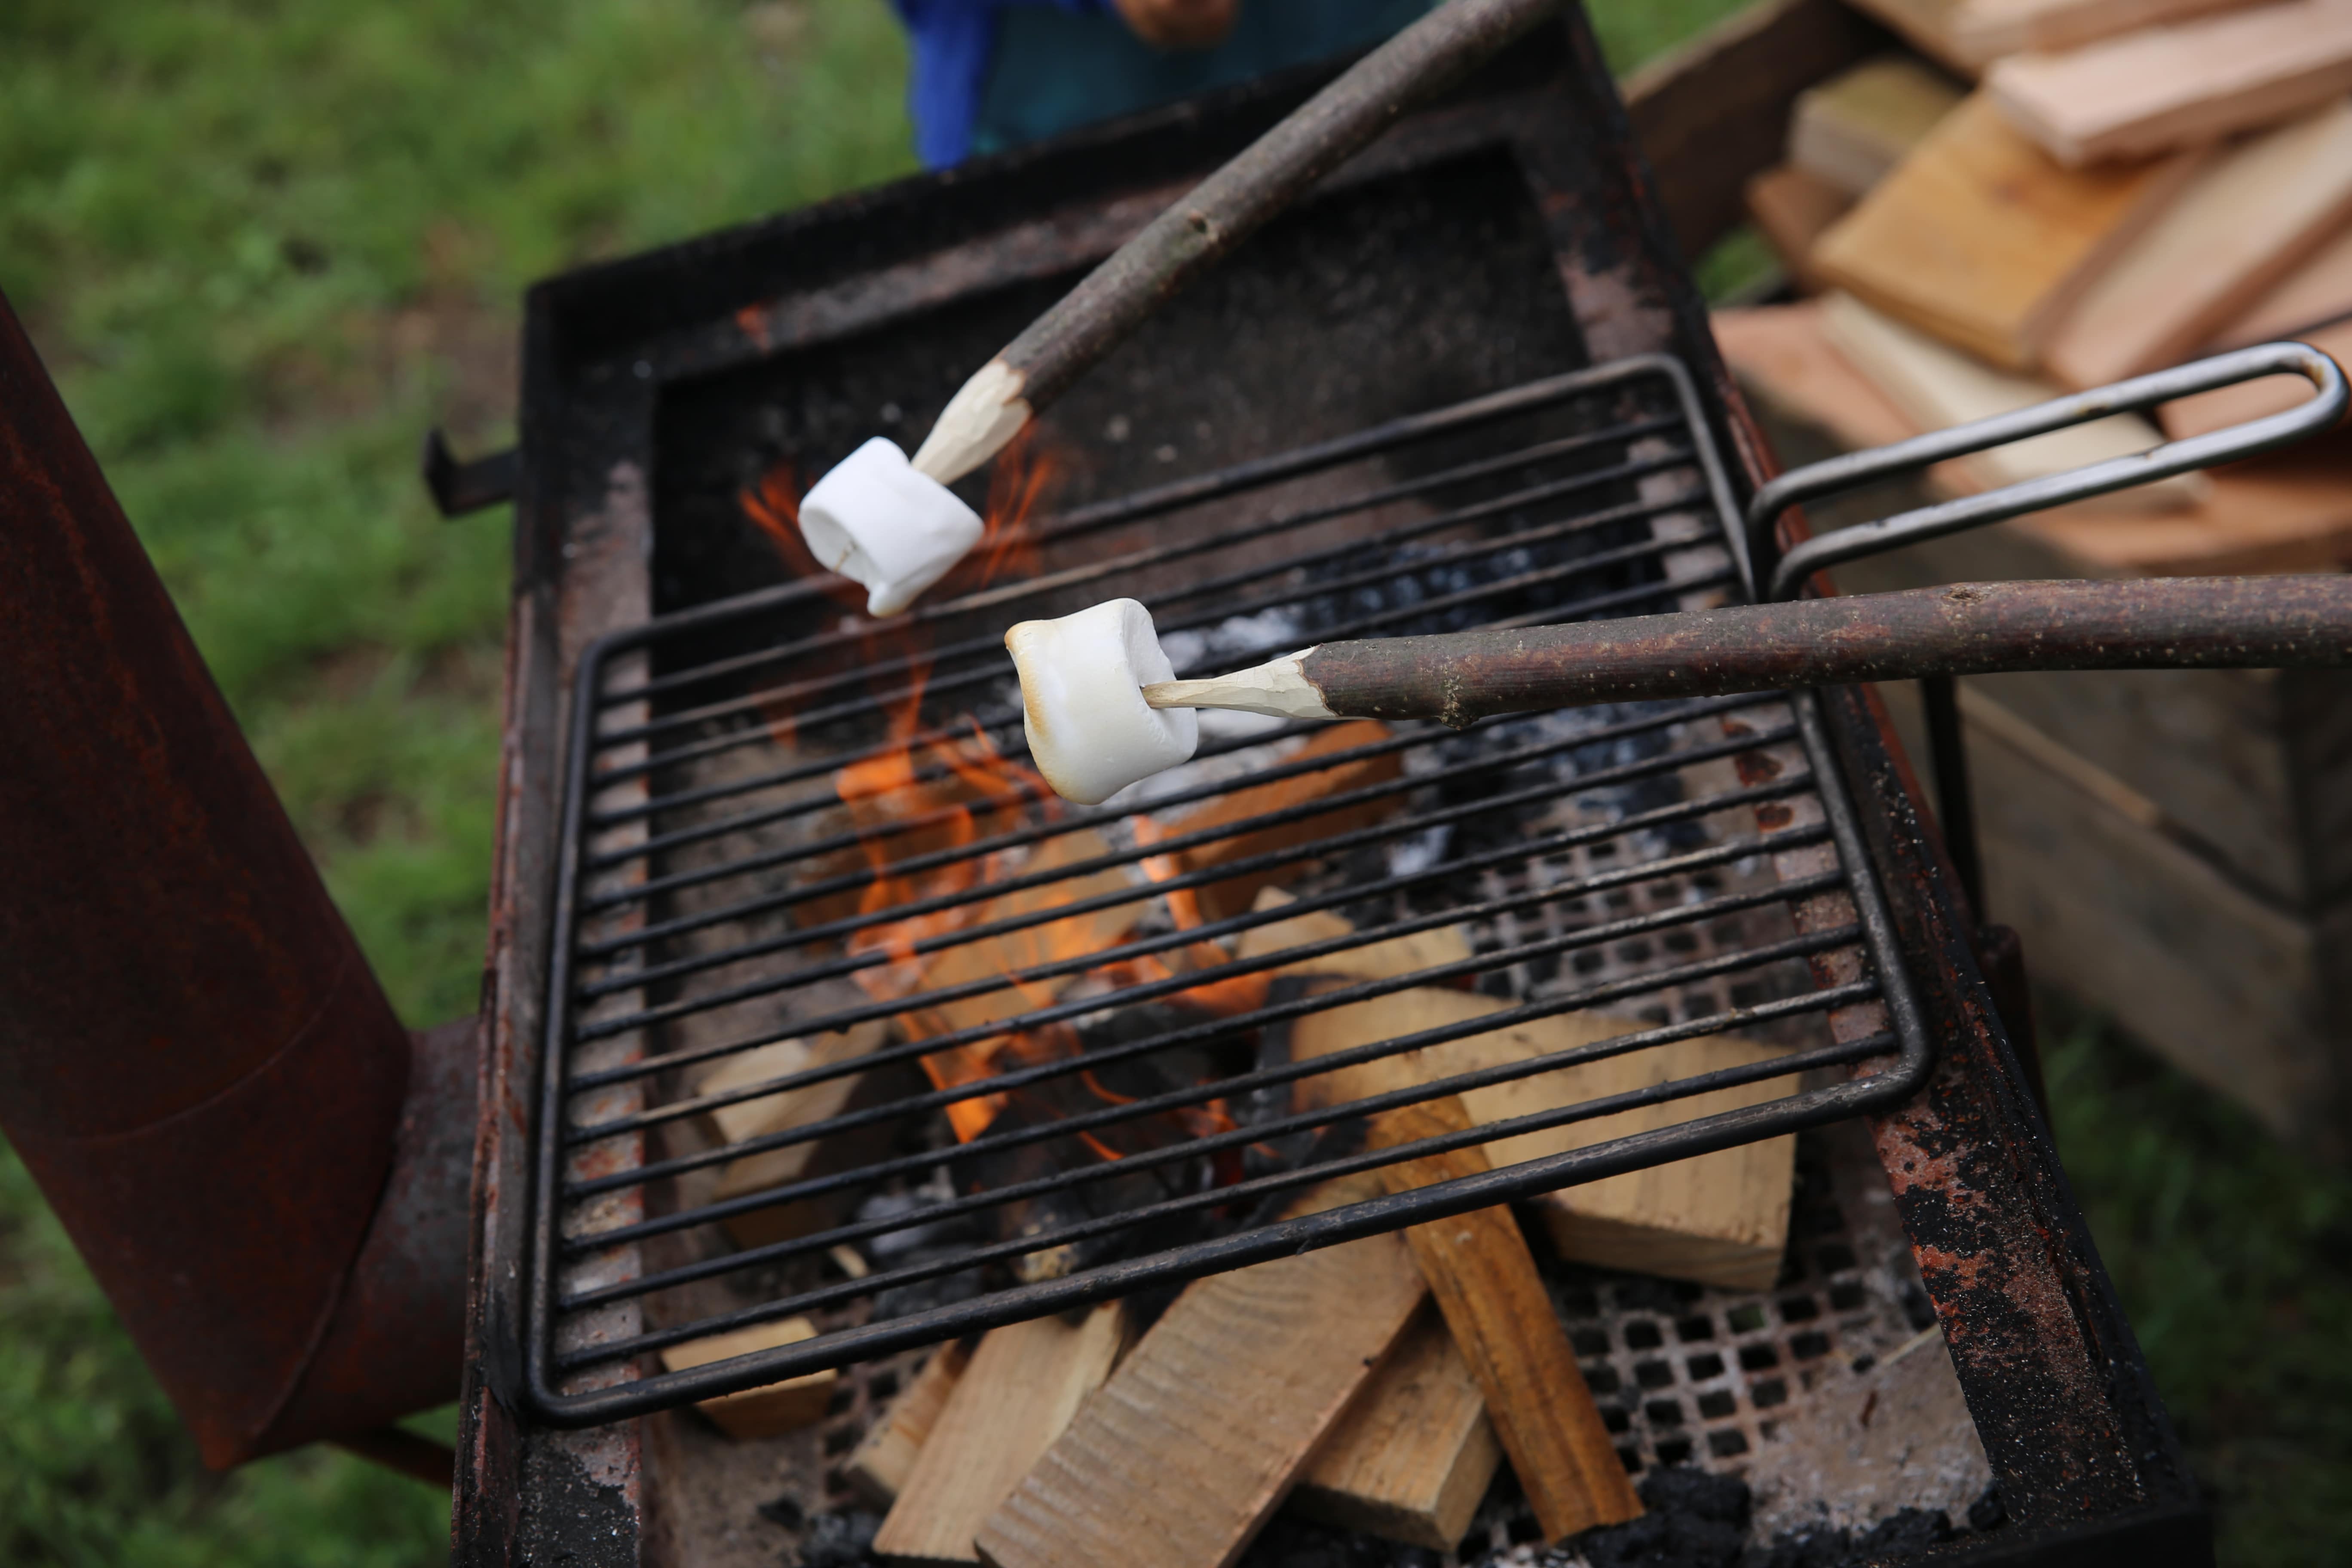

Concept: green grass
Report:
left=2042, top=1004, right=2352, bottom=1562
left=4, top=0, right=2337, bottom=1562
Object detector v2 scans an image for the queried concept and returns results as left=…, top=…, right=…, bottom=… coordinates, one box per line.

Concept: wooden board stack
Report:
left=1713, top=0, right=2352, bottom=1156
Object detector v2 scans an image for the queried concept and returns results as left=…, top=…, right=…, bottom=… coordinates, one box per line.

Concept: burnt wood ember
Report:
left=459, top=10, right=2209, bottom=1565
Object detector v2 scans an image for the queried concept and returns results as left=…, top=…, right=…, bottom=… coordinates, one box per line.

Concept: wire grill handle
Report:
left=1746, top=341, right=2348, bottom=603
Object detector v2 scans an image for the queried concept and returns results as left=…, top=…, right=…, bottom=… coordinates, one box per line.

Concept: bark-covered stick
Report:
left=908, top=0, right=1565, bottom=485
left=1141, top=578, right=2352, bottom=729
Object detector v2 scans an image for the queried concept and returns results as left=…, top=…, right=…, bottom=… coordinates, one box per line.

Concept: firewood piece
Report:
left=893, top=827, right=1147, bottom=1034
left=1289, top=986, right=1800, bottom=1292
left=1819, top=291, right=2202, bottom=512
left=2044, top=101, right=2352, bottom=389
left=2211, top=224, right=2352, bottom=349
left=1812, top=93, right=2207, bottom=370
left=702, top=1021, right=894, bottom=1250
left=2159, top=318, right=2352, bottom=439
left=1787, top=56, right=1964, bottom=197
left=973, top=1181, right=1427, bottom=1568
left=1744, top=165, right=1855, bottom=294
left=1234, top=886, right=1472, bottom=982
left=844, top=1340, right=974, bottom=1509
left=1987, top=0, right=2352, bottom=166
left=658, top=1315, right=837, bottom=1440
left=1368, top=1095, right=1642, bottom=1540
left=1288, top=1302, right=1501, bottom=1551
left=1159, top=721, right=1403, bottom=920
left=1950, top=0, right=2260, bottom=64
left=872, top=1304, right=1128, bottom=1565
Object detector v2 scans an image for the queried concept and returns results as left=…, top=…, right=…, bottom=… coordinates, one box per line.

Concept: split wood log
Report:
left=1155, top=721, right=1403, bottom=920
left=1287, top=1302, right=1501, bottom=1550
left=907, top=0, right=1568, bottom=487
left=972, top=1178, right=1427, bottom=1568
left=1986, top=0, right=2352, bottom=166
left=844, top=1340, right=974, bottom=1509
left=1948, top=0, right=2258, bottom=63
left=1368, top=1094, right=1642, bottom=1540
left=2210, top=225, right=2352, bottom=350
left=872, top=1304, right=1127, bottom=1565
left=1288, top=987, right=1800, bottom=1291
left=658, top=1315, right=836, bottom=1439
left=1234, top=886, right=1473, bottom=983
left=1787, top=55, right=1963, bottom=197
left=701, top=1021, right=897, bottom=1250
left=1744, top=165, right=1854, bottom=294
left=2044, top=101, right=2352, bottom=390
left=1819, top=291, right=2200, bottom=510
left=1812, top=93, right=2206, bottom=370
left=1714, top=298, right=2352, bottom=576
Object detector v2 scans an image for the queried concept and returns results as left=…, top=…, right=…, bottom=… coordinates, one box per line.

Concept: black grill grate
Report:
left=525, top=355, right=1932, bottom=1427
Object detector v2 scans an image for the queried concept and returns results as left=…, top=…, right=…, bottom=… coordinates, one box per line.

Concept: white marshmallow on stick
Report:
left=796, top=438, right=985, bottom=617
left=1003, top=600, right=1201, bottom=805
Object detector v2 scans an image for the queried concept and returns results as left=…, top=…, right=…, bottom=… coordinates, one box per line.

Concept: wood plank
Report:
left=1289, top=988, right=1800, bottom=1292
left=1788, top=55, right=1965, bottom=197
left=1746, top=164, right=1855, bottom=294
left=1715, top=299, right=2352, bottom=575
left=1622, top=0, right=1893, bottom=262
left=2045, top=101, right=2352, bottom=389
left=1950, top=0, right=2259, bottom=64
left=1287, top=1303, right=1502, bottom=1551
left=1813, top=95, right=2205, bottom=370
left=1871, top=677, right=2352, bottom=1152
left=2159, top=319, right=2352, bottom=438
left=1234, top=885, right=1473, bottom=982
left=1159, top=721, right=1403, bottom=920
left=2211, top=223, right=2352, bottom=348
left=973, top=1182, right=1427, bottom=1568
left=1987, top=0, right=2352, bottom=166
left=657, top=1315, right=836, bottom=1440
left=702, top=1021, right=896, bottom=1250
left=844, top=1340, right=973, bottom=1509
left=1369, top=1096, right=1642, bottom=1540
left=872, top=1304, right=1127, bottom=1565
left=1819, top=291, right=2202, bottom=511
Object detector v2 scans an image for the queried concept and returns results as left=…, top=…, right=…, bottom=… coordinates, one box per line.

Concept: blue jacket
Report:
left=890, top=0, right=1438, bottom=168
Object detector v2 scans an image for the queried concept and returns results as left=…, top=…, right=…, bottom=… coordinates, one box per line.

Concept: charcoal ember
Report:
left=796, top=1508, right=880, bottom=1568
left=1074, top=1001, right=1250, bottom=1099
left=1966, top=1483, right=2006, bottom=1534
left=1236, top=1514, right=1439, bottom=1568
left=1569, top=1467, right=1750, bottom=1568
left=856, top=1190, right=987, bottom=1321
left=1742, top=1506, right=1956, bottom=1568
left=1292, top=526, right=1661, bottom=645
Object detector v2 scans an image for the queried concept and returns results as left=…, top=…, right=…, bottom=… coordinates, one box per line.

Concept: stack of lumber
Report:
left=1712, top=0, right=2352, bottom=1158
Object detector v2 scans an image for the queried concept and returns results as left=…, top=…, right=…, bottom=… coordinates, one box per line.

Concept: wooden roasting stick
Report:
left=904, top=0, right=1566, bottom=489
left=1142, top=578, right=2352, bottom=730
left=1366, top=1095, right=1643, bottom=1539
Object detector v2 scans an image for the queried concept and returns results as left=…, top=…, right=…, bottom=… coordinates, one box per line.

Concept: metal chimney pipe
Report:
left=0, top=286, right=468, bottom=1470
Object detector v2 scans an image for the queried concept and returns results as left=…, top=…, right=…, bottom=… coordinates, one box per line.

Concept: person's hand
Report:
left=1111, top=0, right=1239, bottom=49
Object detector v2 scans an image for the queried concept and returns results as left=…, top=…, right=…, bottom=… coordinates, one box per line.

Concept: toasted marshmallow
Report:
left=1005, top=599, right=1199, bottom=805
left=797, top=438, right=985, bottom=617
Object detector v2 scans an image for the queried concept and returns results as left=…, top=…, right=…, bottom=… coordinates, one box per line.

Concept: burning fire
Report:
left=735, top=435, right=1248, bottom=1166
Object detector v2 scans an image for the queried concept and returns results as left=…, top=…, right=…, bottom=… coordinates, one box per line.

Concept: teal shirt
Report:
left=971, top=0, right=1440, bottom=161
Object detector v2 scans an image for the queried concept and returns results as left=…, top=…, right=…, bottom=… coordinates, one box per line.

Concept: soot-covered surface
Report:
left=649, top=146, right=1589, bottom=626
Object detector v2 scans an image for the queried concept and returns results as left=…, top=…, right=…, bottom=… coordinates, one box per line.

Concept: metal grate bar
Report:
left=523, top=356, right=1932, bottom=1427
